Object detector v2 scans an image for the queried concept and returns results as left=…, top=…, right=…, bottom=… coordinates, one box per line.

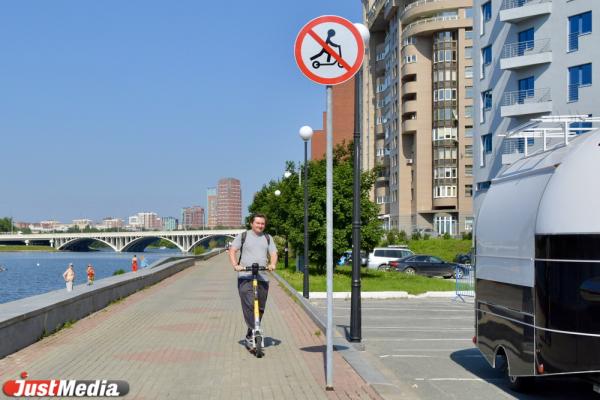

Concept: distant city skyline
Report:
left=0, top=1, right=361, bottom=222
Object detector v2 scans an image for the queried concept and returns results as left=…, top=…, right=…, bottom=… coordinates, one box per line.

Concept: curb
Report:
left=272, top=272, right=421, bottom=400
left=305, top=291, right=460, bottom=299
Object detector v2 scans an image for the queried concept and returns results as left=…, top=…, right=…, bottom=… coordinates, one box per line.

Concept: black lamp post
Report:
left=299, top=125, right=314, bottom=299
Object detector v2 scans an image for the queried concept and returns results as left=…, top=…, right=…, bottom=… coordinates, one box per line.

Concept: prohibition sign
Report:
left=294, top=15, right=365, bottom=85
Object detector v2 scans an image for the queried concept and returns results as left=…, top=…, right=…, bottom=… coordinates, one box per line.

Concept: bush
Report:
left=443, top=233, right=452, bottom=240
left=113, top=269, right=125, bottom=276
left=462, top=232, right=473, bottom=240
left=411, top=232, right=422, bottom=241
left=194, top=246, right=205, bottom=255
left=423, top=234, right=430, bottom=240
left=398, top=230, right=407, bottom=243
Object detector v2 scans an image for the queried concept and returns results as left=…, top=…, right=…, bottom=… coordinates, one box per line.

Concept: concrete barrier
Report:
left=0, top=250, right=223, bottom=359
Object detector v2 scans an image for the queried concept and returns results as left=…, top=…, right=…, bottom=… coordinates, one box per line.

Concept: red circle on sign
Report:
left=294, top=15, right=365, bottom=85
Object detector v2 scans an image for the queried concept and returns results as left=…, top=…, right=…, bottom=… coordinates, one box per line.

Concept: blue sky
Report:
left=0, top=0, right=361, bottom=222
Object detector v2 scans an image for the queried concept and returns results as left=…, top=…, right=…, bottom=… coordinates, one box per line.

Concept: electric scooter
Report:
left=245, top=263, right=267, bottom=358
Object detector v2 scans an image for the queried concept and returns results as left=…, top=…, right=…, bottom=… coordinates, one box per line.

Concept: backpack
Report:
left=238, top=231, right=271, bottom=264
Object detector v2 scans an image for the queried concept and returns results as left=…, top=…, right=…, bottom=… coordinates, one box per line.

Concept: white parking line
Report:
left=315, top=306, right=471, bottom=312
left=364, top=338, right=473, bottom=342
left=380, top=354, right=482, bottom=359
left=363, top=326, right=472, bottom=331
left=414, top=378, right=505, bottom=382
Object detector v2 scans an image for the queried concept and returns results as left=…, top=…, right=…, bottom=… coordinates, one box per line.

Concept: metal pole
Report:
left=350, top=71, right=362, bottom=342
left=285, top=236, right=289, bottom=269
left=303, top=142, right=310, bottom=299
left=325, top=85, right=334, bottom=390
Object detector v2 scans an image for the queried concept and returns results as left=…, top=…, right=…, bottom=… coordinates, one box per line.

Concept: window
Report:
left=465, top=29, right=473, bottom=41
left=465, top=66, right=473, bottom=79
left=569, top=11, right=592, bottom=51
left=517, top=28, right=534, bottom=56
left=570, top=114, right=593, bottom=135
left=465, top=144, right=473, bottom=157
left=465, top=185, right=473, bottom=197
left=477, top=181, right=491, bottom=191
left=465, top=105, right=473, bottom=119
left=569, top=63, right=592, bottom=101
left=465, top=126, right=473, bottom=137
left=464, top=217, right=474, bottom=232
left=482, top=91, right=492, bottom=110
left=465, top=86, right=473, bottom=99
left=482, top=133, right=492, bottom=154
left=518, top=76, right=535, bottom=103
left=465, top=47, right=472, bottom=59
left=465, top=7, right=473, bottom=19
left=481, top=46, right=492, bottom=78
left=434, top=215, right=456, bottom=235
left=481, top=2, right=492, bottom=35
left=465, top=165, right=473, bottom=176
left=434, top=186, right=457, bottom=198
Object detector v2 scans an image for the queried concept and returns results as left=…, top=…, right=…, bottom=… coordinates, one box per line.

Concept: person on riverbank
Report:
left=63, top=263, right=75, bottom=292
left=86, top=264, right=95, bottom=285
left=140, top=256, right=148, bottom=269
left=131, top=255, right=138, bottom=272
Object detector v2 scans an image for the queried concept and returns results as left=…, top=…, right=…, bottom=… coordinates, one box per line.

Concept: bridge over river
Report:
left=0, top=229, right=244, bottom=252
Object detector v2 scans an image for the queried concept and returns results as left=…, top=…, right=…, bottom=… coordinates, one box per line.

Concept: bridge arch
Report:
left=58, top=237, right=119, bottom=252
left=188, top=234, right=237, bottom=252
left=120, top=236, right=185, bottom=253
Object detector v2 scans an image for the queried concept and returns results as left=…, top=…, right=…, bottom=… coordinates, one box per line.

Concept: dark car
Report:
left=388, top=255, right=466, bottom=279
left=454, top=252, right=472, bottom=265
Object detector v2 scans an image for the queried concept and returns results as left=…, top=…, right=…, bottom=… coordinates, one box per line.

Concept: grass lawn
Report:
left=277, top=265, right=455, bottom=295
left=407, top=238, right=472, bottom=262
left=0, top=245, right=56, bottom=252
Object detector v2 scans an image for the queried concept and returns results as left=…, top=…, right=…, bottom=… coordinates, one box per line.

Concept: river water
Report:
left=0, top=249, right=180, bottom=304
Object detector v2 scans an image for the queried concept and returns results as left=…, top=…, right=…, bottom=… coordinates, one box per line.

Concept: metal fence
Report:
left=455, top=264, right=474, bottom=302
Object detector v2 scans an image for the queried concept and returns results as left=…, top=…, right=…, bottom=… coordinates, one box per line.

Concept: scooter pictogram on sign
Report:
left=294, top=15, right=364, bottom=86
left=310, top=29, right=344, bottom=69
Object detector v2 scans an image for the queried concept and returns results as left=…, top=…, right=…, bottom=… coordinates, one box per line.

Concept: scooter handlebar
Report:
left=244, top=263, right=267, bottom=272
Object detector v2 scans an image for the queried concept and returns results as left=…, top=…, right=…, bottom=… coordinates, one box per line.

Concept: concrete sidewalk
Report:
left=0, top=254, right=379, bottom=400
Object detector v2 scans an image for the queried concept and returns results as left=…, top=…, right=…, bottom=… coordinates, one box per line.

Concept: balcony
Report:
left=401, top=15, right=468, bottom=38
left=500, top=39, right=552, bottom=70
left=401, top=61, right=419, bottom=77
left=500, top=0, right=552, bottom=23
left=402, top=99, right=418, bottom=115
left=402, top=80, right=418, bottom=97
left=400, top=0, right=471, bottom=25
left=433, top=197, right=457, bottom=209
left=501, top=88, right=552, bottom=117
left=367, top=0, right=388, bottom=30
left=402, top=118, right=418, bottom=134
left=384, top=0, right=399, bottom=20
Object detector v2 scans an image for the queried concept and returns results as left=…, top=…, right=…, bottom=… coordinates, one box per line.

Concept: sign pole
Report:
left=325, top=84, right=334, bottom=390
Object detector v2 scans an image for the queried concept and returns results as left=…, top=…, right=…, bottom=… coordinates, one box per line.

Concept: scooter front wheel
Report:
left=312, top=61, right=320, bottom=69
left=255, top=335, right=264, bottom=358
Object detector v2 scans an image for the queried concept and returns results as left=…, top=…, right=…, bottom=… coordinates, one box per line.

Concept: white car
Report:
left=367, top=247, right=414, bottom=270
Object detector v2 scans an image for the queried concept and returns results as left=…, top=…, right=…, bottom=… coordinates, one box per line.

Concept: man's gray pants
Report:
left=237, top=278, right=269, bottom=331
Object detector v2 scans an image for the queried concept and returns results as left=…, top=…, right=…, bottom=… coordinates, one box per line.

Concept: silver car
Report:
left=367, top=247, right=414, bottom=270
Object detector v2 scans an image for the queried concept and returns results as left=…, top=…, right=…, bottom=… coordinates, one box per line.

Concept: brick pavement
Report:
left=0, top=254, right=380, bottom=400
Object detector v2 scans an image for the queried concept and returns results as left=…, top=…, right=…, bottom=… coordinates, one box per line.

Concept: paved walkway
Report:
left=0, top=254, right=380, bottom=400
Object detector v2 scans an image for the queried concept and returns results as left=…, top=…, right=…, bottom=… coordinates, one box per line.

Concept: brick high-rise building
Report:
left=311, top=77, right=356, bottom=160
left=217, top=178, right=242, bottom=228
left=206, top=187, right=218, bottom=228
left=181, top=206, right=205, bottom=229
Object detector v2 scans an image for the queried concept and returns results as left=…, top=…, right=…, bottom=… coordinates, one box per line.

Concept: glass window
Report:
left=465, top=145, right=473, bottom=157
left=569, top=11, right=592, bottom=51
left=465, top=126, right=473, bottom=137
left=482, top=133, right=492, bottom=154
left=482, top=2, right=492, bottom=22
left=465, top=66, right=473, bottom=78
left=465, top=47, right=472, bottom=59
left=465, top=185, right=473, bottom=197
left=569, top=63, right=592, bottom=101
left=482, top=46, right=492, bottom=65
left=465, top=86, right=473, bottom=99
left=465, top=106, right=473, bottom=118
left=477, top=181, right=491, bottom=191
left=465, top=29, right=473, bottom=41
left=465, top=7, right=473, bottom=19
left=482, top=91, right=492, bottom=110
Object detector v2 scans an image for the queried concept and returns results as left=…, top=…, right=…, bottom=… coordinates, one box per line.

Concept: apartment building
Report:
left=206, top=187, right=218, bottom=228
left=216, top=178, right=242, bottom=228
left=362, top=0, right=474, bottom=235
left=181, top=206, right=205, bottom=229
left=473, top=0, right=599, bottom=210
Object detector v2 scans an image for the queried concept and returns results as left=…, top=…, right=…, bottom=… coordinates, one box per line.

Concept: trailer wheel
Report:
left=496, top=352, right=534, bottom=392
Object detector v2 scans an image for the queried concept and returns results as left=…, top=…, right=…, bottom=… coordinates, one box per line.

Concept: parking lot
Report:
left=311, top=298, right=597, bottom=399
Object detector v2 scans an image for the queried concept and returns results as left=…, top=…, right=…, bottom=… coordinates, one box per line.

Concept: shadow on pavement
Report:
left=450, top=349, right=598, bottom=399
left=236, top=337, right=282, bottom=349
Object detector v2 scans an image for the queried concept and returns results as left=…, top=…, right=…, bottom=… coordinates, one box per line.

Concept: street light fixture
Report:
left=299, top=125, right=313, bottom=299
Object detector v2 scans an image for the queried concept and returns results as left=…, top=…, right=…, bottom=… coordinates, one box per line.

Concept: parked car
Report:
left=388, top=254, right=467, bottom=278
left=454, top=252, right=472, bottom=265
left=412, top=228, right=439, bottom=238
left=367, top=246, right=414, bottom=270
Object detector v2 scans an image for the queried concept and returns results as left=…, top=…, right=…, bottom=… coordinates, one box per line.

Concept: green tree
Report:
left=0, top=217, right=14, bottom=232
left=248, top=143, right=383, bottom=272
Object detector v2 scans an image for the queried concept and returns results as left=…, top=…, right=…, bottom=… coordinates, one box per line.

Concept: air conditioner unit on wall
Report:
left=406, top=158, right=413, bottom=164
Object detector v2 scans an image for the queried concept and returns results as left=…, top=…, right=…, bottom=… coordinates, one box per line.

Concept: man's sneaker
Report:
left=245, top=335, right=254, bottom=351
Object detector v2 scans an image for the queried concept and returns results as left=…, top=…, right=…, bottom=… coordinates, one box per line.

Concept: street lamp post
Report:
left=283, top=171, right=292, bottom=270
left=299, top=125, right=314, bottom=299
